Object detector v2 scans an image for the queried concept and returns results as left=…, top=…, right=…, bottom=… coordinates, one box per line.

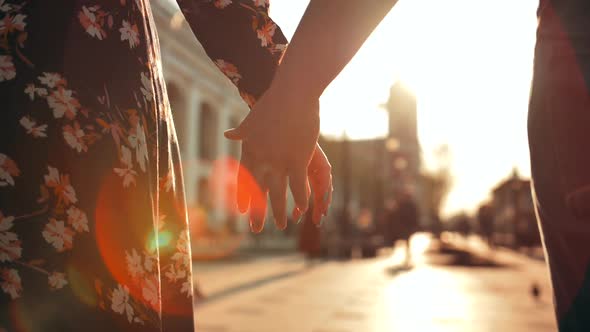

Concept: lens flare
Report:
left=147, top=229, right=173, bottom=253
left=94, top=173, right=154, bottom=308
left=67, top=264, right=98, bottom=308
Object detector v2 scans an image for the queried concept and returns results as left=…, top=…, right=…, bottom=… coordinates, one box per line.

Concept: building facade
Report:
left=318, top=81, right=423, bottom=257
left=153, top=0, right=248, bottom=234
left=489, top=170, right=540, bottom=247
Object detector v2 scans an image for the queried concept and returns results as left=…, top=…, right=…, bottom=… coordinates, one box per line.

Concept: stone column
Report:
left=183, top=88, right=201, bottom=206
left=210, top=99, right=232, bottom=228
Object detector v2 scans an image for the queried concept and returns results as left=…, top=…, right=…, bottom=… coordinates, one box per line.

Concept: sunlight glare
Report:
left=270, top=0, right=539, bottom=215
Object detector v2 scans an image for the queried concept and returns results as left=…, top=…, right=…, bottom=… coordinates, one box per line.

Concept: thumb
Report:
left=224, top=126, right=247, bottom=141
left=224, top=115, right=252, bottom=140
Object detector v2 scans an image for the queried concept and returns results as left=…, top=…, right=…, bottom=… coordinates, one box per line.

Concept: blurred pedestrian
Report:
left=396, top=190, right=420, bottom=266
left=383, top=199, right=400, bottom=250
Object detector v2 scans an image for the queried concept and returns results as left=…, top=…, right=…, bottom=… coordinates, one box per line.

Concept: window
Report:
left=199, top=102, right=217, bottom=161
left=197, top=177, right=210, bottom=209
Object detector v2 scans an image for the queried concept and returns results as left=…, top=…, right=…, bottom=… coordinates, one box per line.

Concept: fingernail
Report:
left=275, top=218, right=287, bottom=230
left=249, top=218, right=264, bottom=234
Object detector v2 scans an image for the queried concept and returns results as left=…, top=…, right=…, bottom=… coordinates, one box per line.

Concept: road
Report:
left=193, top=234, right=557, bottom=332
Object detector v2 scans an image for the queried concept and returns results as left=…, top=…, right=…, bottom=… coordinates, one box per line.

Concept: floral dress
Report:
left=0, top=0, right=286, bottom=330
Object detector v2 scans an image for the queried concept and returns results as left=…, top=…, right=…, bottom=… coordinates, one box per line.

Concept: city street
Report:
left=194, top=234, right=557, bottom=332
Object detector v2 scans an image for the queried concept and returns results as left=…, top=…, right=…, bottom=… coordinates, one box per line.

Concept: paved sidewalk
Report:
left=193, top=234, right=558, bottom=332
left=194, top=253, right=307, bottom=301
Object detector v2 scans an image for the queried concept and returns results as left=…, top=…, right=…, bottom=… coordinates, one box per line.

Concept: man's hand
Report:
left=224, top=85, right=328, bottom=232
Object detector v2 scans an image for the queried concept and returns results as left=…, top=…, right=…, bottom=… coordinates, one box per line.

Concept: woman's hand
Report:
left=224, top=85, right=328, bottom=232
left=306, top=144, right=333, bottom=225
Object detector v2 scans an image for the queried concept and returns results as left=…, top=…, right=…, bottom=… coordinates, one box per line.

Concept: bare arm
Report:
left=223, top=1, right=398, bottom=228
left=274, top=0, right=399, bottom=99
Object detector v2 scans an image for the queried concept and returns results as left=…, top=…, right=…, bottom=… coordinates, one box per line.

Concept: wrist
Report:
left=271, top=65, right=324, bottom=102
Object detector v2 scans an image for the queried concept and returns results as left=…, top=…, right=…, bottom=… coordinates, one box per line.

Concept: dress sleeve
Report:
left=175, top=0, right=288, bottom=107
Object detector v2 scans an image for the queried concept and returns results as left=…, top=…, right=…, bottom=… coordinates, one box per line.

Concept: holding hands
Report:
left=223, top=0, right=397, bottom=232
left=225, top=83, right=332, bottom=232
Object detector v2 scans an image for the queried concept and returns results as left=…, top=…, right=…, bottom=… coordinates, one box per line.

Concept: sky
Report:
left=269, top=0, right=540, bottom=217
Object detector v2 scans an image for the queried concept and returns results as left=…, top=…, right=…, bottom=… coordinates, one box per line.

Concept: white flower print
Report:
left=119, top=20, right=140, bottom=49
left=47, top=87, right=80, bottom=119
left=38, top=72, right=65, bottom=89
left=111, top=285, right=134, bottom=322
left=271, top=43, right=287, bottom=53
left=155, top=214, right=166, bottom=232
left=140, top=72, right=153, bottom=102
left=252, top=0, right=268, bottom=7
left=113, top=146, right=137, bottom=187
left=24, top=84, right=35, bottom=100
left=128, top=123, right=148, bottom=172
left=181, top=280, right=192, bottom=298
left=0, top=154, right=20, bottom=187
left=125, top=249, right=144, bottom=278
left=214, top=0, right=232, bottom=8
left=257, top=21, right=276, bottom=47
left=143, top=251, right=156, bottom=273
left=0, top=13, right=26, bottom=34
left=0, top=55, right=16, bottom=82
left=48, top=272, right=68, bottom=290
left=78, top=6, right=107, bottom=40
left=0, top=212, right=21, bottom=262
left=24, top=84, right=48, bottom=100
left=1, top=269, right=21, bottom=299
left=160, top=168, right=174, bottom=193
left=44, top=166, right=78, bottom=205
left=165, top=264, right=186, bottom=283
left=214, top=59, right=241, bottom=84
left=43, top=219, right=74, bottom=252
left=20, top=117, right=47, bottom=138
left=171, top=251, right=189, bottom=273
left=166, top=231, right=191, bottom=283
left=142, top=276, right=158, bottom=308
left=0, top=0, right=12, bottom=12
left=66, top=206, right=89, bottom=233
left=63, top=122, right=87, bottom=153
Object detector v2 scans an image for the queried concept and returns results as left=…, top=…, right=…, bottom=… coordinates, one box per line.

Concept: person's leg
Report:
left=529, top=26, right=590, bottom=330
left=404, top=237, right=411, bottom=266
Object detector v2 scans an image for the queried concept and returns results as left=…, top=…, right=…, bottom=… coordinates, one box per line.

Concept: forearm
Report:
left=176, top=0, right=288, bottom=105
left=274, top=0, right=398, bottom=99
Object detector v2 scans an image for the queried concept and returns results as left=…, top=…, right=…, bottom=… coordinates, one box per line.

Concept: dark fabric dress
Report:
left=0, top=0, right=287, bottom=330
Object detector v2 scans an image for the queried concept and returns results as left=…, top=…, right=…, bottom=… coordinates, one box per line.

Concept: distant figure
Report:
left=477, top=204, right=495, bottom=248
left=396, top=191, right=420, bottom=266
left=383, top=200, right=400, bottom=249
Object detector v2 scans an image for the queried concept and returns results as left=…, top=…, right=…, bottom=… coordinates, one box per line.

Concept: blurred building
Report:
left=489, top=170, right=540, bottom=247
left=385, top=82, right=421, bottom=195
left=153, top=1, right=248, bottom=235
left=319, top=82, right=423, bottom=257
